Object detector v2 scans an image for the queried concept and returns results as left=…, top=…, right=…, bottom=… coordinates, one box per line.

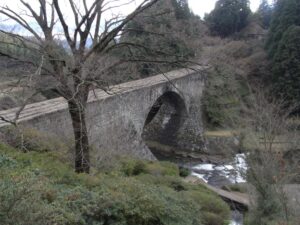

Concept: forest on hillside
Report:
left=0, top=0, right=300, bottom=225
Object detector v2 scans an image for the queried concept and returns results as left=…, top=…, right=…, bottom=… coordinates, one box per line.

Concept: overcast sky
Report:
left=0, top=0, right=272, bottom=34
left=1, top=0, right=272, bottom=17
left=189, top=0, right=270, bottom=18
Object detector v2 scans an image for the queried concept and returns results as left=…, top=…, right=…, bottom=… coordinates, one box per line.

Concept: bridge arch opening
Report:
left=142, top=91, right=187, bottom=160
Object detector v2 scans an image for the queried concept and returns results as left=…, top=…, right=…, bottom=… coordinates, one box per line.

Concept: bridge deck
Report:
left=0, top=66, right=206, bottom=128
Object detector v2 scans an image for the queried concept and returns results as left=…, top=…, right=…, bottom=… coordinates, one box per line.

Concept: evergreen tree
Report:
left=257, top=0, right=273, bottom=29
left=272, top=26, right=300, bottom=104
left=205, top=0, right=251, bottom=37
left=171, top=0, right=191, bottom=20
left=266, top=0, right=300, bottom=57
left=266, top=0, right=300, bottom=108
left=117, top=0, right=202, bottom=77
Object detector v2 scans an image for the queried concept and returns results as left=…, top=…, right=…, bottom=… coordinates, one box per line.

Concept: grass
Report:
left=222, top=184, right=248, bottom=193
left=204, top=130, right=236, bottom=137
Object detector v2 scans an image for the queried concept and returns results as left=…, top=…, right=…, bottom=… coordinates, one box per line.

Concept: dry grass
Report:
left=204, top=130, right=235, bottom=138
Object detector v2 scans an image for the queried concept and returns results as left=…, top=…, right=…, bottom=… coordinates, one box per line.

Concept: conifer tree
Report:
left=171, top=0, right=191, bottom=20
left=118, top=0, right=201, bottom=77
left=205, top=0, right=251, bottom=37
left=257, top=0, right=273, bottom=28
left=266, top=0, right=300, bottom=58
left=272, top=26, right=300, bottom=104
left=266, top=0, right=300, bottom=108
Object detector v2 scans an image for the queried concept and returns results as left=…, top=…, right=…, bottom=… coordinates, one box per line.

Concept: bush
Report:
left=99, top=157, right=179, bottom=177
left=0, top=171, right=75, bottom=225
left=222, top=184, right=247, bottom=193
left=121, top=158, right=147, bottom=176
left=0, top=154, right=17, bottom=169
left=221, top=41, right=253, bottom=59
left=145, top=161, right=179, bottom=176
left=179, top=166, right=190, bottom=177
left=82, top=178, right=203, bottom=225
left=0, top=126, right=69, bottom=153
left=136, top=174, right=187, bottom=192
left=202, top=212, right=226, bottom=225
left=0, top=143, right=231, bottom=225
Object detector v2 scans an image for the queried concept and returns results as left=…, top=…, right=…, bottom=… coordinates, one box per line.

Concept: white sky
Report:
left=189, top=0, right=271, bottom=18
left=0, top=0, right=272, bottom=34
left=0, top=0, right=271, bottom=18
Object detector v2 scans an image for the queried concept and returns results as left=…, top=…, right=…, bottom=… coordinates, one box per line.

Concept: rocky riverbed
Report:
left=187, top=154, right=248, bottom=225
left=189, top=153, right=247, bottom=187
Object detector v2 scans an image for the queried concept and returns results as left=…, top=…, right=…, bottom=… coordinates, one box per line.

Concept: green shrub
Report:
left=121, top=158, right=147, bottom=176
left=137, top=174, right=189, bottom=192
left=202, top=212, right=226, bottom=225
left=145, top=161, right=179, bottom=176
left=85, top=177, right=204, bottom=225
left=186, top=190, right=230, bottom=219
left=179, top=166, right=190, bottom=177
left=0, top=154, right=17, bottom=169
left=113, top=158, right=179, bottom=177
left=0, top=143, right=231, bottom=225
left=0, top=172, right=76, bottom=225
left=222, top=184, right=247, bottom=193
left=1, top=126, right=69, bottom=153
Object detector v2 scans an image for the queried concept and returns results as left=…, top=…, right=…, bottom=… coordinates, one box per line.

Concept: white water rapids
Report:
left=190, top=154, right=248, bottom=225
left=191, top=154, right=247, bottom=184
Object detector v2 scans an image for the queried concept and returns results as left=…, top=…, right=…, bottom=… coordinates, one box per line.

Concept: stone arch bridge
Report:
left=0, top=66, right=207, bottom=160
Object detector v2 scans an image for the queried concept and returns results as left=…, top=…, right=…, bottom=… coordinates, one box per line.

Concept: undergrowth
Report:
left=0, top=141, right=230, bottom=225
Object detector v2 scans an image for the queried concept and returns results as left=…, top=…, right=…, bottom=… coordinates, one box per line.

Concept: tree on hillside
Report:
left=117, top=0, right=202, bottom=77
left=205, top=0, right=251, bottom=37
left=236, top=90, right=299, bottom=224
left=272, top=26, right=300, bottom=106
left=171, top=0, right=191, bottom=20
left=257, top=0, right=273, bottom=29
left=266, top=0, right=300, bottom=110
left=0, top=0, right=161, bottom=173
left=266, top=0, right=300, bottom=58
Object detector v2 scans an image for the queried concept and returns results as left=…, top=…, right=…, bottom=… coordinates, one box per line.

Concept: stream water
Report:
left=190, top=154, right=247, bottom=186
left=187, top=154, right=248, bottom=225
left=148, top=143, right=248, bottom=224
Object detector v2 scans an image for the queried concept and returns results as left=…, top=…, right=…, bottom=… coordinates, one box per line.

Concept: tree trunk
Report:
left=68, top=99, right=90, bottom=173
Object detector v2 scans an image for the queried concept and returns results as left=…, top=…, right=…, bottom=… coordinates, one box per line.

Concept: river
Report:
left=188, top=154, right=247, bottom=225
left=147, top=141, right=248, bottom=224
left=190, top=154, right=247, bottom=186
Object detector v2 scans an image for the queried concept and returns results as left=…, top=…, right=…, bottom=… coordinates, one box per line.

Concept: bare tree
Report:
left=0, top=0, right=161, bottom=173
left=236, top=89, right=300, bottom=224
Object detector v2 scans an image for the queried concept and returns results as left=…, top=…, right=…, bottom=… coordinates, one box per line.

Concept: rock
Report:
left=184, top=175, right=206, bottom=185
left=208, top=171, right=232, bottom=187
